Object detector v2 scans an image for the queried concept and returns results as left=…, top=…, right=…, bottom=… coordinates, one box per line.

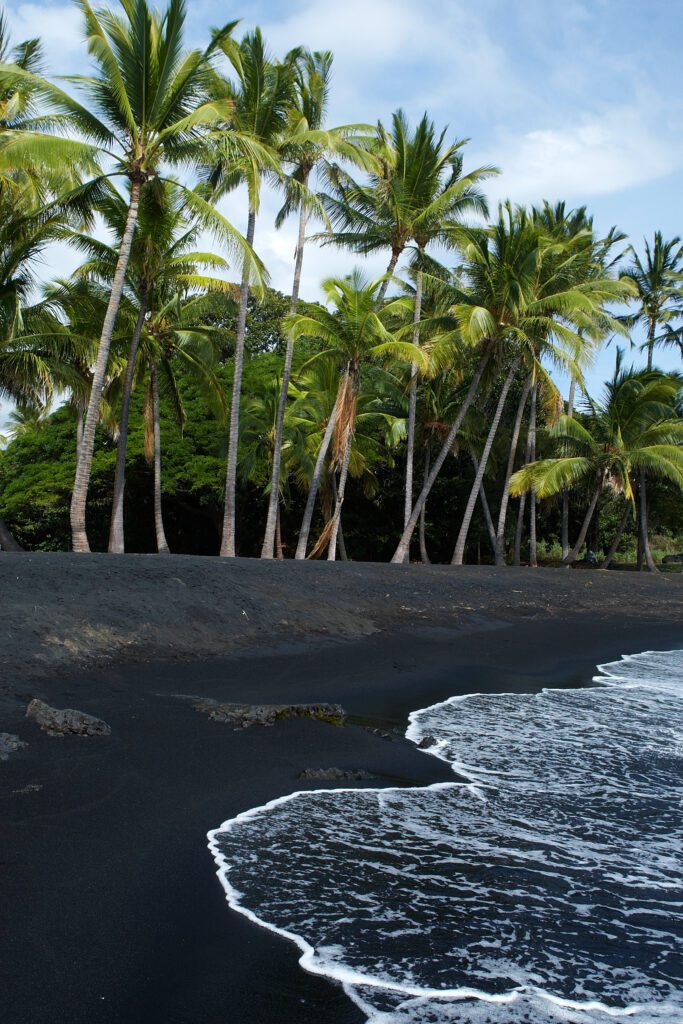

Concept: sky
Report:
left=2, top=0, right=682, bottom=430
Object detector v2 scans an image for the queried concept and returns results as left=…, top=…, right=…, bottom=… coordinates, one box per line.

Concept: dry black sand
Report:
left=1, top=554, right=682, bottom=1023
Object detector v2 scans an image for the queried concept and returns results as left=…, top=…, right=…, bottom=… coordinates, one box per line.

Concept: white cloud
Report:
left=260, top=0, right=523, bottom=125
left=5, top=3, right=84, bottom=72
left=481, top=103, right=682, bottom=208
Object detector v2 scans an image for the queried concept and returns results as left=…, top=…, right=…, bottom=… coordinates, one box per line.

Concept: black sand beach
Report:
left=2, top=554, right=682, bottom=1023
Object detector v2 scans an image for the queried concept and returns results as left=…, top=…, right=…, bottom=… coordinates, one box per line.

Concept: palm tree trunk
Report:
left=403, top=268, right=424, bottom=554
left=495, top=374, right=533, bottom=566
left=391, top=345, right=491, bottom=564
left=638, top=474, right=659, bottom=573
left=560, top=377, right=576, bottom=559
left=563, top=485, right=601, bottom=565
left=470, top=453, right=497, bottom=554
left=275, top=501, right=284, bottom=559
left=639, top=321, right=657, bottom=569
left=418, top=444, right=431, bottom=564
left=375, top=248, right=401, bottom=307
left=513, top=494, right=526, bottom=566
left=332, top=472, right=349, bottom=561
left=0, top=514, right=22, bottom=551
left=221, top=208, right=256, bottom=557
left=327, top=432, right=353, bottom=561
left=513, top=387, right=537, bottom=566
left=76, top=407, right=84, bottom=462
left=295, top=403, right=339, bottom=559
left=70, top=178, right=142, bottom=553
left=452, top=357, right=520, bottom=565
left=600, top=503, right=631, bottom=569
left=528, top=383, right=538, bottom=567
left=262, top=179, right=309, bottom=558
left=108, top=294, right=148, bottom=554
left=151, top=363, right=169, bottom=555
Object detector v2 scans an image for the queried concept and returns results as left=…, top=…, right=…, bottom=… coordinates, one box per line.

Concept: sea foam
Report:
left=208, top=649, right=683, bottom=1023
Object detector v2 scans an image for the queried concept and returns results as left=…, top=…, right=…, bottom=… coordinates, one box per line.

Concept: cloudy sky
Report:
left=3, top=0, right=682, bottom=428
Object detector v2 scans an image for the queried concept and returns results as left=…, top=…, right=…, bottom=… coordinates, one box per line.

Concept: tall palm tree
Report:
left=625, top=233, right=683, bottom=371
left=140, top=290, right=228, bottom=553
left=67, top=178, right=234, bottom=551
left=260, top=50, right=373, bottom=558
left=321, top=111, right=494, bottom=548
left=509, top=360, right=683, bottom=568
left=1, top=0, right=253, bottom=551
left=205, top=28, right=296, bottom=557
left=285, top=269, right=425, bottom=559
left=391, top=202, right=628, bottom=564
left=623, top=232, right=683, bottom=570
left=532, top=204, right=627, bottom=560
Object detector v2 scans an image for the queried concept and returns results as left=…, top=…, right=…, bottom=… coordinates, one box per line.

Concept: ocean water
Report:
left=208, top=650, right=683, bottom=1023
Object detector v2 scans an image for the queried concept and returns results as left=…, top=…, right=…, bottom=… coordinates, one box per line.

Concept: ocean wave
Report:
left=208, top=649, right=683, bottom=1023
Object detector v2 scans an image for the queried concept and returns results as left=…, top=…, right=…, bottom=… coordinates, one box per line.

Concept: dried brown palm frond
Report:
left=331, top=370, right=358, bottom=467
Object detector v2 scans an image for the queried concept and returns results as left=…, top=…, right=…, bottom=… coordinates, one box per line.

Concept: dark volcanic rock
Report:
left=0, top=732, right=27, bottom=760
left=363, top=726, right=399, bottom=741
left=417, top=735, right=437, bottom=749
left=298, top=767, right=376, bottom=781
left=26, top=699, right=111, bottom=737
left=192, top=698, right=346, bottom=730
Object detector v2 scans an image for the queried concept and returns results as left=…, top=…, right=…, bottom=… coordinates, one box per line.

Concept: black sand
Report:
left=1, top=554, right=682, bottom=1023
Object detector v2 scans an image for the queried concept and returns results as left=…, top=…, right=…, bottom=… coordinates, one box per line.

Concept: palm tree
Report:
left=138, top=289, right=229, bottom=552
left=260, top=50, right=373, bottom=558
left=285, top=269, right=425, bottom=559
left=320, top=112, right=494, bottom=548
left=1, top=0, right=253, bottom=551
left=67, top=178, right=234, bottom=551
left=392, top=203, right=626, bottom=565
left=623, top=232, right=683, bottom=571
left=509, top=360, right=683, bottom=568
left=288, top=355, right=404, bottom=560
left=205, top=28, right=297, bottom=557
left=625, top=233, right=683, bottom=371
left=532, top=205, right=627, bottom=560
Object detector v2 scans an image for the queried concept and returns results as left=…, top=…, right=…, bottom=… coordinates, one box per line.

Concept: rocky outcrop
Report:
left=191, top=698, right=346, bottom=731
left=26, top=699, right=111, bottom=737
left=298, top=767, right=376, bottom=781
left=0, top=732, right=27, bottom=760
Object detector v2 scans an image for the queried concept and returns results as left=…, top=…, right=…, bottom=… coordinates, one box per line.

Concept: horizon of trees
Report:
left=0, top=0, right=682, bottom=570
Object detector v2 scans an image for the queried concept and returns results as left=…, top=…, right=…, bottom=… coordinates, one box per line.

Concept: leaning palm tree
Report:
left=509, top=360, right=683, bottom=569
left=0, top=0, right=254, bottom=550
left=260, top=49, right=374, bottom=558
left=529, top=204, right=626, bottom=561
left=391, top=202, right=628, bottom=564
left=286, top=269, right=426, bottom=559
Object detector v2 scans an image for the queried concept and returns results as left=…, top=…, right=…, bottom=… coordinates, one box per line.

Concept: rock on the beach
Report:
left=26, top=699, right=111, bottom=737
left=298, top=767, right=376, bottom=781
left=0, top=732, right=27, bottom=760
left=192, top=698, right=346, bottom=730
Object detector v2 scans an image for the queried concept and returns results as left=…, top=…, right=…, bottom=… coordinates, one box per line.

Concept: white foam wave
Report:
left=208, top=649, right=683, bottom=1023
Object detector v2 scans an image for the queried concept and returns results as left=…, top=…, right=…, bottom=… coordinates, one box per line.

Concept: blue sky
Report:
left=2, top=0, right=682, bottom=429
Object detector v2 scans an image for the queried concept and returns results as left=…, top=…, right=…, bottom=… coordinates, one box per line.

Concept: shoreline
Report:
left=1, top=558, right=682, bottom=1023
